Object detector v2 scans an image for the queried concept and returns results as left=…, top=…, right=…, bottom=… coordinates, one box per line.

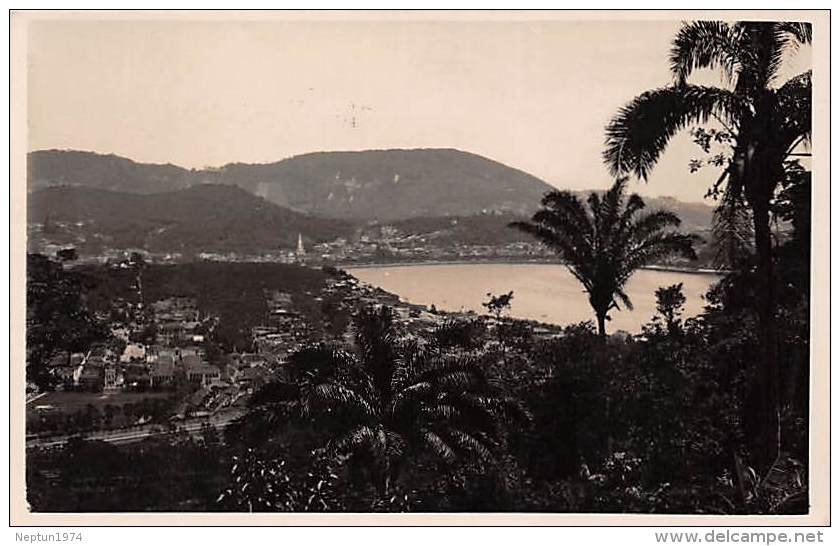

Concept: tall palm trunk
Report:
left=744, top=95, right=785, bottom=471
left=596, top=312, right=607, bottom=339
left=750, top=185, right=781, bottom=470
left=594, top=309, right=612, bottom=452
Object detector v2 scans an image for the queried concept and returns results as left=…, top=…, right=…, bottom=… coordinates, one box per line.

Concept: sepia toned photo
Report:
left=9, top=9, right=830, bottom=526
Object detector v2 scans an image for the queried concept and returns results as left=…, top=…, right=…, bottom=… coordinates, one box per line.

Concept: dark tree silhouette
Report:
left=482, top=291, right=514, bottom=320
left=602, top=21, right=811, bottom=468
left=510, top=179, right=696, bottom=338
left=655, top=283, right=687, bottom=335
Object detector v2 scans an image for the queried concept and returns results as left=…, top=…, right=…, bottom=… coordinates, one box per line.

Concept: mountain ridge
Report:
left=28, top=148, right=554, bottom=221
left=27, top=148, right=714, bottom=232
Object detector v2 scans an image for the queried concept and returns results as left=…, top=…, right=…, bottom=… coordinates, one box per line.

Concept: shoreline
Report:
left=338, top=260, right=725, bottom=276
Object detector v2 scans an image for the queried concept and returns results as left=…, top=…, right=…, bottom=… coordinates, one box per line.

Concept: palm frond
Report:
left=510, top=190, right=596, bottom=287
left=447, top=429, right=494, bottom=462
left=421, top=429, right=456, bottom=462
left=614, top=288, right=634, bottom=312
left=539, top=190, right=594, bottom=240
left=330, top=425, right=377, bottom=456
left=390, top=339, right=422, bottom=393
left=422, top=404, right=461, bottom=421
left=310, top=382, right=376, bottom=419
left=624, top=232, right=699, bottom=274
left=627, top=210, right=683, bottom=242
left=416, top=352, right=486, bottom=385
left=509, top=220, right=588, bottom=275
left=354, top=305, right=399, bottom=399
left=618, top=192, right=647, bottom=230
left=604, top=85, right=742, bottom=179
left=599, top=177, right=629, bottom=235
left=775, top=22, right=812, bottom=48
left=438, top=370, right=482, bottom=392
left=475, top=393, right=533, bottom=428
left=670, top=21, right=743, bottom=85
left=776, top=70, right=812, bottom=146
left=391, top=380, right=433, bottom=406
left=383, top=429, right=407, bottom=458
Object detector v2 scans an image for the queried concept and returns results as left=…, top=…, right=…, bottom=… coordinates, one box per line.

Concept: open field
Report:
left=27, top=391, right=173, bottom=421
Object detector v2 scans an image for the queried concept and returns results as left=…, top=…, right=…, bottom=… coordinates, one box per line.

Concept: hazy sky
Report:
left=27, top=17, right=810, bottom=203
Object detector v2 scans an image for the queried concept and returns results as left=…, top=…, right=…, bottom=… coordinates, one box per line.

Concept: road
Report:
left=26, top=409, right=246, bottom=449
left=26, top=392, right=48, bottom=405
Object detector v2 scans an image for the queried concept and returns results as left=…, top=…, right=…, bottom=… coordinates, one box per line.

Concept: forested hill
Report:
left=28, top=185, right=352, bottom=253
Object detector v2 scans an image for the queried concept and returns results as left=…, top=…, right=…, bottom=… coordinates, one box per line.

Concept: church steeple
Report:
left=296, top=233, right=306, bottom=256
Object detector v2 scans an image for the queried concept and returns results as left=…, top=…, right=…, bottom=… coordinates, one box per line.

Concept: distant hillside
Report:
left=28, top=184, right=352, bottom=254
left=28, top=150, right=193, bottom=194
left=27, top=149, right=714, bottom=236
left=207, top=149, right=555, bottom=220
left=28, top=149, right=555, bottom=221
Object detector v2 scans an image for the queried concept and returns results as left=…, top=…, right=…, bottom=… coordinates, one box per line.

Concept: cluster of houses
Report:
left=308, top=225, right=555, bottom=265
left=47, top=297, right=217, bottom=394
left=45, top=286, right=324, bottom=419
left=251, top=290, right=310, bottom=356
left=150, top=297, right=204, bottom=346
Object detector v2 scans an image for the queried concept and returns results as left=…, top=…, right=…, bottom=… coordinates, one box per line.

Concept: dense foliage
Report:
left=26, top=254, right=109, bottom=389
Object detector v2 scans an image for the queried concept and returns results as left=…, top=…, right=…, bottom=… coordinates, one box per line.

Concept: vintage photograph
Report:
left=12, top=10, right=829, bottom=521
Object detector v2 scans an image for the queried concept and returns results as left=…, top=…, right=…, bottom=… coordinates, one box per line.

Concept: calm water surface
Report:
left=347, top=263, right=720, bottom=334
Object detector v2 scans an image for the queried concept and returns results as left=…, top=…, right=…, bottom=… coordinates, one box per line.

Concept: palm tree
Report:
left=245, top=306, right=526, bottom=503
left=511, top=179, right=697, bottom=338
left=602, top=21, right=811, bottom=467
